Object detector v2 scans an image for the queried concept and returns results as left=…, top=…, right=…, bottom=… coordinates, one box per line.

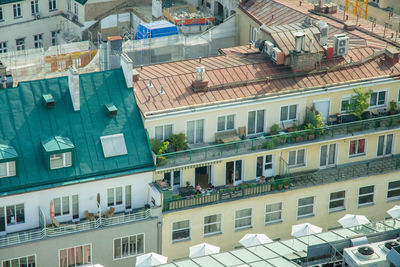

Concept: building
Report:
left=130, top=0, right=400, bottom=260
left=0, top=63, right=162, bottom=266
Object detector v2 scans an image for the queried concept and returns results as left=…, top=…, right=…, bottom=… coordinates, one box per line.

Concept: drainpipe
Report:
left=157, top=221, right=162, bottom=254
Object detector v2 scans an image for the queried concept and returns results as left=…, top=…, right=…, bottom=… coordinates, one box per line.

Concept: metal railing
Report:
left=156, top=113, right=400, bottom=168
left=0, top=209, right=152, bottom=248
left=161, top=155, right=400, bottom=211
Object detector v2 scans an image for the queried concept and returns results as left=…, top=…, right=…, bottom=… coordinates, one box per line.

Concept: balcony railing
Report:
left=161, top=155, right=400, bottom=211
left=156, top=113, right=400, bottom=168
left=0, top=209, right=152, bottom=248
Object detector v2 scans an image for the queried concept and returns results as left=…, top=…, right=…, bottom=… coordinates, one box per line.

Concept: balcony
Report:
left=0, top=209, right=152, bottom=248
left=159, top=155, right=400, bottom=211
left=156, top=113, right=400, bottom=169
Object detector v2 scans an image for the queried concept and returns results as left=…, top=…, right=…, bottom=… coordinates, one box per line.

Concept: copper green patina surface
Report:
left=0, top=69, right=154, bottom=195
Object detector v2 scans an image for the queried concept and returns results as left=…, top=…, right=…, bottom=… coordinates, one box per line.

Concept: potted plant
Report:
left=345, top=87, right=371, bottom=120
left=170, top=133, right=187, bottom=151
left=186, top=181, right=191, bottom=188
left=262, top=139, right=275, bottom=149
left=270, top=124, right=280, bottom=135
left=151, top=139, right=169, bottom=165
left=277, top=183, right=283, bottom=190
left=304, top=123, right=315, bottom=140
left=389, top=100, right=397, bottom=115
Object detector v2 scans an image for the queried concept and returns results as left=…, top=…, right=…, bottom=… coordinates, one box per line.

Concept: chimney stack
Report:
left=294, top=32, right=306, bottom=53
left=120, top=53, right=133, bottom=88
left=68, top=67, right=80, bottom=111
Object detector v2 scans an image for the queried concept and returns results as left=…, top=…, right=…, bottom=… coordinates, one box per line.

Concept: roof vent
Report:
left=294, top=32, right=306, bottom=53
left=357, top=246, right=375, bottom=260
left=302, top=17, right=312, bottom=28
left=384, top=241, right=400, bottom=253
left=42, top=94, right=55, bottom=109
left=104, top=103, right=118, bottom=117
left=192, top=66, right=208, bottom=91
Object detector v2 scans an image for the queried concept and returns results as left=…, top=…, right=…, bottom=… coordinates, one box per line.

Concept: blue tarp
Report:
left=135, top=20, right=179, bottom=40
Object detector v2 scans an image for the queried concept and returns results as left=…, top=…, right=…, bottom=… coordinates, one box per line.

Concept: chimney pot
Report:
left=68, top=67, right=80, bottom=111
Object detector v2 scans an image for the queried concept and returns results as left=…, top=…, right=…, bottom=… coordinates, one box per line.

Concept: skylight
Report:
left=100, top=133, right=128, bottom=158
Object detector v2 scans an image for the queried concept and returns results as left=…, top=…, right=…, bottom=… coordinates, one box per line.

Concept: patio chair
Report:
left=84, top=210, right=95, bottom=221
left=105, top=207, right=115, bottom=218
left=52, top=217, right=60, bottom=227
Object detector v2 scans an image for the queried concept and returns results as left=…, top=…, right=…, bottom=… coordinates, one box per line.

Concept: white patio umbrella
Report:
left=291, top=223, right=322, bottom=237
left=135, top=252, right=168, bottom=267
left=338, top=214, right=370, bottom=228
left=387, top=205, right=400, bottom=219
left=239, top=233, right=273, bottom=247
left=189, top=243, right=220, bottom=258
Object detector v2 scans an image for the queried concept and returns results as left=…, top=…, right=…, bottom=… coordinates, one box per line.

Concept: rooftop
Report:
left=0, top=68, right=154, bottom=196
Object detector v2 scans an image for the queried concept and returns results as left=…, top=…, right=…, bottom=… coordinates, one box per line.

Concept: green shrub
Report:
left=270, top=124, right=280, bottom=134
left=170, top=133, right=187, bottom=151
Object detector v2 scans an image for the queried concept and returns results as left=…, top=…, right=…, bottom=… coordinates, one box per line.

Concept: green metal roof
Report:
left=0, top=0, right=22, bottom=5
left=0, top=68, right=154, bottom=195
left=74, top=0, right=88, bottom=5
left=0, top=144, right=18, bottom=163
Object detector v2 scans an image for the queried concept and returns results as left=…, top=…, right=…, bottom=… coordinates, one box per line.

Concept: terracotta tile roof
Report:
left=134, top=46, right=400, bottom=115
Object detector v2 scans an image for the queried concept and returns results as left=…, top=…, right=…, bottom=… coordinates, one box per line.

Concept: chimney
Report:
left=68, top=67, right=80, bottom=111
left=294, top=32, right=306, bottom=53
left=385, top=47, right=400, bottom=64
left=120, top=53, right=133, bottom=88
left=192, top=66, right=208, bottom=91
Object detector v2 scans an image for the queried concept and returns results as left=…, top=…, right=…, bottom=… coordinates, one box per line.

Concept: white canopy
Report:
left=291, top=223, right=322, bottom=237
left=387, top=205, right=400, bottom=219
left=338, top=214, right=370, bottom=228
left=189, top=243, right=220, bottom=258
left=136, top=252, right=168, bottom=267
left=239, top=233, right=273, bottom=247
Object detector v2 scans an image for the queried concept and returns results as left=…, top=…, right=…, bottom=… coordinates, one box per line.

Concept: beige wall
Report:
left=237, top=8, right=261, bottom=46
left=161, top=171, right=400, bottom=260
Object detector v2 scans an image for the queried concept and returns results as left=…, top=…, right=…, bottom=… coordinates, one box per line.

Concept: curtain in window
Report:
left=235, top=160, right=242, bottom=181
left=377, top=135, right=384, bottom=156
left=370, top=92, right=377, bottom=106
left=107, top=188, right=114, bottom=206
left=122, top=237, right=129, bottom=256
left=75, top=246, right=83, bottom=266
left=155, top=126, right=163, bottom=140
left=297, top=149, right=305, bottom=164
left=59, top=249, right=67, bottom=267
left=328, top=144, right=336, bottom=165
left=0, top=162, right=7, bottom=177
left=0, top=207, right=5, bottom=232
left=226, top=161, right=234, bottom=184
left=195, top=119, right=204, bottom=143
left=72, top=195, right=79, bottom=219
left=256, top=156, right=263, bottom=177
left=116, top=187, right=123, bottom=205
left=386, top=134, right=393, bottom=154
left=16, top=204, right=24, bottom=223
left=289, top=105, right=297, bottom=120
left=68, top=248, right=76, bottom=266
left=164, top=125, right=173, bottom=140
left=320, top=145, right=327, bottom=166
left=84, top=245, right=91, bottom=264
left=349, top=141, right=355, bottom=155
left=137, top=234, right=144, bottom=254
left=27, top=256, right=36, bottom=267
left=65, top=152, right=72, bottom=166
left=248, top=111, right=255, bottom=134
left=114, top=239, right=121, bottom=259
left=256, top=110, right=264, bottom=133
left=280, top=106, right=288, bottom=121
left=125, top=185, right=132, bottom=209
left=54, top=198, right=61, bottom=216
left=186, top=121, right=195, bottom=144
left=8, top=161, right=16, bottom=176
left=173, top=171, right=180, bottom=186
left=217, top=117, right=225, bottom=131
left=288, top=151, right=296, bottom=166
left=6, top=206, right=15, bottom=225
left=62, top=196, right=69, bottom=215
left=227, top=115, right=235, bottom=130
left=129, top=235, right=137, bottom=255
left=357, top=139, right=365, bottom=153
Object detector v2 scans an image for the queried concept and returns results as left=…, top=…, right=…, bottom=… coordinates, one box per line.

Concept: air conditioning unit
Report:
left=271, top=47, right=284, bottom=65
left=316, top=20, right=329, bottom=46
left=265, top=41, right=274, bottom=56
left=334, top=33, right=349, bottom=57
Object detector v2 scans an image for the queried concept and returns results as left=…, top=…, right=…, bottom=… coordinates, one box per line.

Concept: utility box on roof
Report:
left=135, top=21, right=178, bottom=40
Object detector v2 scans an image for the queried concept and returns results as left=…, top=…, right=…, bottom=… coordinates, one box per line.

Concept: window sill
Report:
left=265, top=219, right=283, bottom=226
left=349, top=153, right=366, bottom=158
left=297, top=214, right=315, bottom=220
left=387, top=197, right=400, bottom=203
left=358, top=202, right=375, bottom=208
left=204, top=232, right=222, bottom=238
left=328, top=207, right=346, bottom=213
left=13, top=16, right=22, bottom=19
left=113, top=252, right=144, bottom=261
left=172, top=237, right=191, bottom=243
left=49, top=9, right=58, bottom=12
left=377, top=154, right=392, bottom=158
left=289, top=164, right=306, bottom=169
left=234, top=226, right=252, bottom=232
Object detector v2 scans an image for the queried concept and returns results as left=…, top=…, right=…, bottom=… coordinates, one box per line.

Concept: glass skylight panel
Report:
left=281, top=239, right=308, bottom=252
left=268, top=257, right=299, bottom=267
left=230, top=249, right=261, bottom=263
left=211, top=252, right=243, bottom=266
left=315, top=232, right=344, bottom=242
left=250, top=261, right=274, bottom=267
left=333, top=228, right=358, bottom=238
left=383, top=219, right=400, bottom=229
left=193, top=256, right=225, bottom=267
left=264, top=242, right=295, bottom=256
left=100, top=133, right=128, bottom=158
left=175, top=260, right=200, bottom=267
left=297, top=235, right=325, bottom=246
left=246, top=246, right=279, bottom=260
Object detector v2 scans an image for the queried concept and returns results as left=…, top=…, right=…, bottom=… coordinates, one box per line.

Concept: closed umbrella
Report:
left=338, top=214, right=370, bottom=228
left=96, top=193, right=101, bottom=217
left=136, top=252, right=168, bottom=267
left=189, top=243, right=220, bottom=258
left=291, top=223, right=322, bottom=237
left=239, top=234, right=273, bottom=247
left=387, top=205, right=400, bottom=219
left=50, top=200, right=55, bottom=218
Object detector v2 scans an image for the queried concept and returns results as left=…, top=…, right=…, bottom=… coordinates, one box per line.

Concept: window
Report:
left=387, top=181, right=400, bottom=201
left=6, top=204, right=24, bottom=225
left=100, top=133, right=128, bottom=158
left=172, top=220, right=190, bottom=241
left=280, top=105, right=297, bottom=121
left=13, top=4, right=21, bottom=18
left=155, top=124, right=173, bottom=141
left=288, top=149, right=305, bottom=168
left=234, top=208, right=252, bottom=230
left=163, top=171, right=181, bottom=189
left=297, top=196, right=315, bottom=218
left=33, top=34, right=43, bottom=48
left=320, top=144, right=336, bottom=167
left=187, top=119, right=204, bottom=144
left=358, top=185, right=375, bottom=206
left=16, top=38, right=24, bottom=51
left=107, top=187, right=123, bottom=207
left=340, top=96, right=353, bottom=113
left=329, top=191, right=345, bottom=212
left=31, top=0, right=39, bottom=14
left=247, top=110, right=265, bottom=135
left=0, top=8, right=3, bottom=21
left=256, top=155, right=273, bottom=177
left=217, top=115, right=235, bottom=132
left=226, top=160, right=242, bottom=184
left=54, top=196, right=69, bottom=216
left=67, top=0, right=72, bottom=13
left=349, top=139, right=366, bottom=157
left=50, top=152, right=72, bottom=169
left=0, top=161, right=16, bottom=178
left=0, top=42, right=6, bottom=54
left=51, top=31, right=59, bottom=46
left=265, top=202, right=282, bottom=224
left=125, top=185, right=132, bottom=209
left=72, top=194, right=79, bottom=219
left=74, top=2, right=78, bottom=16
left=114, top=234, right=144, bottom=259
left=59, top=244, right=91, bottom=267
left=2, top=255, right=36, bottom=267
left=250, top=25, right=258, bottom=43
left=49, top=0, right=57, bottom=11
left=370, top=90, right=386, bottom=107
left=377, top=134, right=393, bottom=156
left=204, top=214, right=222, bottom=236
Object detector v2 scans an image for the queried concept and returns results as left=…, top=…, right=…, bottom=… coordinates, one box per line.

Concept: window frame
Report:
left=288, top=148, right=306, bottom=168
left=280, top=104, right=298, bottom=122
left=387, top=180, right=400, bottom=201
left=203, top=214, right=222, bottom=236
left=265, top=202, right=283, bottom=225
left=216, top=114, right=236, bottom=132
left=226, top=159, right=243, bottom=185
left=16, top=38, right=24, bottom=51
left=250, top=25, right=258, bottom=43
left=31, top=0, right=39, bottom=15
left=0, top=160, right=16, bottom=178
left=0, top=7, right=3, bottom=21
left=349, top=138, right=366, bottom=157
left=107, top=186, right=123, bottom=207
left=2, top=255, right=36, bottom=267
left=54, top=196, right=70, bottom=217
left=5, top=203, right=25, bottom=226
left=340, top=95, right=354, bottom=114
left=113, top=233, right=145, bottom=260
left=33, top=33, right=43, bottom=49
left=163, top=170, right=181, bottom=190
left=154, top=124, right=173, bottom=141
left=297, top=196, right=315, bottom=219
left=247, top=109, right=265, bottom=135
left=358, top=185, right=375, bottom=207
left=328, top=190, right=346, bottom=213
left=319, top=143, right=337, bottom=168
left=49, top=0, right=57, bottom=11
left=172, top=220, right=191, bottom=242
left=234, top=208, right=253, bottom=231
left=186, top=119, right=205, bottom=144
left=58, top=243, right=92, bottom=267
left=13, top=3, right=22, bottom=18
left=369, top=89, right=387, bottom=108
left=377, top=133, right=394, bottom=157
left=50, top=152, right=72, bottom=169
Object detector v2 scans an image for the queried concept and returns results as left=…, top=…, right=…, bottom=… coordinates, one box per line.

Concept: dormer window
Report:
left=42, top=136, right=74, bottom=170
left=0, top=144, right=18, bottom=178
